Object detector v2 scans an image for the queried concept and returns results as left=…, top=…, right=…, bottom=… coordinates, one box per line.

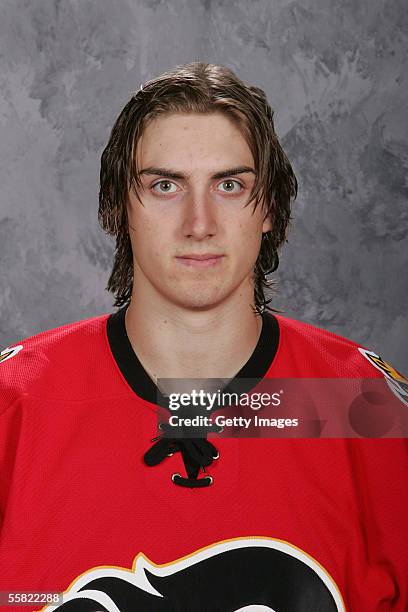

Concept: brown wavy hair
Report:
left=99, top=62, right=297, bottom=314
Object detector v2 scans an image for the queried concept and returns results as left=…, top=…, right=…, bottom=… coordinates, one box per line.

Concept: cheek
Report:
left=128, top=203, right=157, bottom=240
left=129, top=211, right=175, bottom=275
left=234, top=218, right=263, bottom=258
left=127, top=210, right=155, bottom=260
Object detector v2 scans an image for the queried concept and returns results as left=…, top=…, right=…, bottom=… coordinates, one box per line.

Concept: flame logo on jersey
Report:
left=358, top=348, right=408, bottom=407
left=40, top=537, right=345, bottom=611
left=0, top=345, right=23, bottom=364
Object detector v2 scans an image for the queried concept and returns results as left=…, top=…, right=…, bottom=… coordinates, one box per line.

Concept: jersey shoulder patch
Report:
left=358, top=347, right=408, bottom=407
left=0, top=345, right=23, bottom=364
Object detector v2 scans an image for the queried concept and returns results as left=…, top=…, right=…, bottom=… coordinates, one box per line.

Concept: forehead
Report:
left=135, top=112, right=253, bottom=170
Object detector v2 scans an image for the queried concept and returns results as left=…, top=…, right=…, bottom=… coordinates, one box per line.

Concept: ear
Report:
left=262, top=214, right=272, bottom=233
left=261, top=198, right=273, bottom=233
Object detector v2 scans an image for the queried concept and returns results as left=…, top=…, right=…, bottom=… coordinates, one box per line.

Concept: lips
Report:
left=175, top=254, right=225, bottom=268
left=177, top=254, right=223, bottom=261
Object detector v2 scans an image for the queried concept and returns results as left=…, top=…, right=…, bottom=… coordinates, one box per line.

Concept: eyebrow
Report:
left=137, top=166, right=256, bottom=180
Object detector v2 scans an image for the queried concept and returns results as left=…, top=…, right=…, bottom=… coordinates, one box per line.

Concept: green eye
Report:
left=152, top=180, right=178, bottom=194
left=218, top=180, right=243, bottom=193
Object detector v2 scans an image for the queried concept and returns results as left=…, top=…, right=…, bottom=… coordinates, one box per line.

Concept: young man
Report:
left=0, top=62, right=407, bottom=611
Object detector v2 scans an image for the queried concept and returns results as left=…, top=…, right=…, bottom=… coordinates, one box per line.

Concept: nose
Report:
left=181, top=189, right=217, bottom=240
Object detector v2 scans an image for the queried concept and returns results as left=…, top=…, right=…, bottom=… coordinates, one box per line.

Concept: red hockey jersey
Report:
left=0, top=307, right=407, bottom=611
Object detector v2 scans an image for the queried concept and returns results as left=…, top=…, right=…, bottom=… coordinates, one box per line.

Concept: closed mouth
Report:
left=175, top=254, right=225, bottom=267
left=176, top=254, right=224, bottom=260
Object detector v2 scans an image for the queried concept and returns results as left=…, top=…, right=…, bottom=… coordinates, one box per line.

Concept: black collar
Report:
left=107, top=305, right=280, bottom=405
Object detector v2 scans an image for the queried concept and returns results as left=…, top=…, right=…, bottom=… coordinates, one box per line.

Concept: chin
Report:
left=170, top=289, right=228, bottom=311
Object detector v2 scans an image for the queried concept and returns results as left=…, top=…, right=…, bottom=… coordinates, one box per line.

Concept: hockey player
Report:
left=0, top=62, right=407, bottom=611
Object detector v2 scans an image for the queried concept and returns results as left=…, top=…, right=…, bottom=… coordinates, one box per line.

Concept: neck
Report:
left=125, top=286, right=262, bottom=383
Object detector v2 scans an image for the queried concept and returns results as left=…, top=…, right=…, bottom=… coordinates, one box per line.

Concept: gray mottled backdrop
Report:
left=0, top=0, right=407, bottom=370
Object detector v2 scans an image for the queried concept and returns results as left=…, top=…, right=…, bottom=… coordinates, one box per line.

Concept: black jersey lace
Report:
left=143, top=421, right=221, bottom=488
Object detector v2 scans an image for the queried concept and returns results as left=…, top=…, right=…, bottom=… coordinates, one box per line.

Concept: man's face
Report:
left=127, top=112, right=272, bottom=311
